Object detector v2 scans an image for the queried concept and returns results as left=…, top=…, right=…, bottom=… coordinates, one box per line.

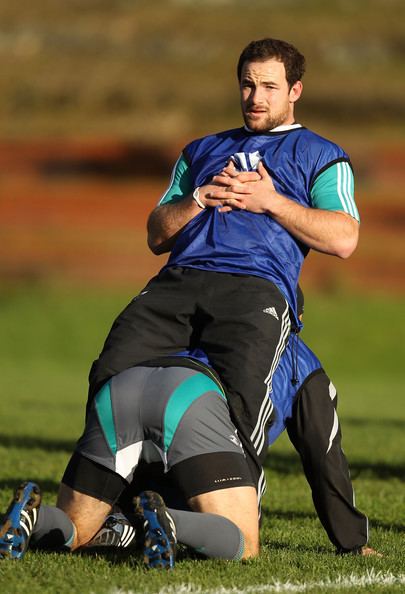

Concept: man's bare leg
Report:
left=57, top=483, right=112, bottom=550
left=85, top=484, right=258, bottom=561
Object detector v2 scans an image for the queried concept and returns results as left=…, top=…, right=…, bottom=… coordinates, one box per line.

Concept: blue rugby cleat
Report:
left=0, top=482, right=41, bottom=560
left=133, top=491, right=177, bottom=569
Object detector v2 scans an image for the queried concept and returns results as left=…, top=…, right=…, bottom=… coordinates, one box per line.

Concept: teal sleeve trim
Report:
left=310, top=162, right=360, bottom=222
left=95, top=382, right=117, bottom=455
left=158, top=154, right=194, bottom=205
left=163, top=374, right=225, bottom=451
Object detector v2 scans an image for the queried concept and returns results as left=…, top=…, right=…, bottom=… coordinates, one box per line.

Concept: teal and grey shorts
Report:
left=64, top=364, right=254, bottom=503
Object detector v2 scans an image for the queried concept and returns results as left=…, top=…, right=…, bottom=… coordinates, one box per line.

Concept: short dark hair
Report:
left=237, top=38, right=306, bottom=88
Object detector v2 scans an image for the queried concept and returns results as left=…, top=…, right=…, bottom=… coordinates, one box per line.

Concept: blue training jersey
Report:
left=163, top=126, right=354, bottom=328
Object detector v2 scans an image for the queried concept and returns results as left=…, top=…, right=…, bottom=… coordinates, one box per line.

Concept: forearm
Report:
left=147, top=195, right=202, bottom=254
left=208, top=172, right=359, bottom=258
left=268, top=194, right=359, bottom=258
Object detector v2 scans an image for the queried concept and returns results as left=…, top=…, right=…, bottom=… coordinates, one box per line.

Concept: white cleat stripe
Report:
left=21, top=510, right=33, bottom=532
left=122, top=528, right=135, bottom=547
left=20, top=521, right=30, bottom=538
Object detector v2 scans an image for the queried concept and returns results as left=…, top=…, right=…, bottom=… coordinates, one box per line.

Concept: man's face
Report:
left=239, top=58, right=302, bottom=132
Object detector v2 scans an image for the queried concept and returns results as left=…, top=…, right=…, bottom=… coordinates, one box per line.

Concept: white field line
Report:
left=110, top=569, right=405, bottom=594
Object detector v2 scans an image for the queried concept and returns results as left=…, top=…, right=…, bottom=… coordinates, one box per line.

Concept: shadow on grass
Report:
left=265, top=540, right=332, bottom=555
left=0, top=478, right=60, bottom=497
left=348, top=460, right=405, bottom=481
left=370, top=518, right=405, bottom=534
left=0, top=433, right=76, bottom=452
left=264, top=451, right=405, bottom=481
left=261, top=507, right=317, bottom=522
left=261, top=508, right=405, bottom=536
left=343, top=417, right=405, bottom=430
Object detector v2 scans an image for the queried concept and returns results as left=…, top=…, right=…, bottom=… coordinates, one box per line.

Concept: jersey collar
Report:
left=243, top=123, right=302, bottom=134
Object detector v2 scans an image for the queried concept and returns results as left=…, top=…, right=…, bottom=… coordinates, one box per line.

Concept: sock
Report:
left=30, top=505, right=75, bottom=550
left=168, top=508, right=244, bottom=560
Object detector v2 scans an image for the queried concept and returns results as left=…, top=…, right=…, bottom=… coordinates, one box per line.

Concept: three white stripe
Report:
left=251, top=302, right=291, bottom=457
left=257, top=469, right=267, bottom=507
left=337, top=162, right=358, bottom=220
left=166, top=511, right=177, bottom=540
left=252, top=397, right=274, bottom=457
left=120, top=524, right=136, bottom=548
left=20, top=508, right=37, bottom=538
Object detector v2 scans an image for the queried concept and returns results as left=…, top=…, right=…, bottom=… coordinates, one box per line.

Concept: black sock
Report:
left=31, top=505, right=75, bottom=550
left=168, top=508, right=244, bottom=560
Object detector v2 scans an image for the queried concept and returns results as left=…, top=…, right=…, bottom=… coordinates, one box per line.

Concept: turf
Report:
left=0, top=286, right=404, bottom=593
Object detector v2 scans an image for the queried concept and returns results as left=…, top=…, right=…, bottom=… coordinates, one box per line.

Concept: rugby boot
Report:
left=85, top=512, right=137, bottom=548
left=0, top=481, right=41, bottom=560
left=133, top=490, right=177, bottom=569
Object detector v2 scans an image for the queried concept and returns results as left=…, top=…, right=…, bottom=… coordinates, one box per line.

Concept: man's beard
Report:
left=242, top=106, right=290, bottom=132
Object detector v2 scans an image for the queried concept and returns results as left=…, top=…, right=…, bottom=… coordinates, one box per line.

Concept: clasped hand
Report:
left=200, top=160, right=279, bottom=214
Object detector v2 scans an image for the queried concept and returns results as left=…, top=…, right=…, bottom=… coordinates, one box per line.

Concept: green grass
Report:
left=0, top=285, right=404, bottom=593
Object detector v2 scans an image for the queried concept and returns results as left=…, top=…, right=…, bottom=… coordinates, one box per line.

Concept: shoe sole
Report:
left=0, top=482, right=41, bottom=560
left=134, top=491, right=175, bottom=570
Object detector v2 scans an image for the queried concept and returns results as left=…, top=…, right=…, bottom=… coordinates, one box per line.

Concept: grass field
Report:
left=0, top=285, right=404, bottom=593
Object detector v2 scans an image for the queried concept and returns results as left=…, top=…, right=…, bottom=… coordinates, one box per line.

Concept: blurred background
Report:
left=1, top=0, right=404, bottom=293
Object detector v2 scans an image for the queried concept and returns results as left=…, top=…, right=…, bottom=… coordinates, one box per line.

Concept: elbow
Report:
left=336, top=243, right=356, bottom=259
left=330, top=214, right=359, bottom=259
left=334, top=228, right=359, bottom=259
left=147, top=230, right=174, bottom=255
left=147, top=234, right=166, bottom=255
left=147, top=210, right=170, bottom=255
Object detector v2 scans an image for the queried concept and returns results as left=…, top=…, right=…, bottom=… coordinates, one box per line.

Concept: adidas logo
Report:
left=263, top=307, right=279, bottom=320
left=229, top=434, right=241, bottom=447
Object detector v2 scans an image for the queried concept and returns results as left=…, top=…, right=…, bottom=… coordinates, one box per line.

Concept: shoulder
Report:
left=297, top=127, right=349, bottom=159
left=295, top=127, right=350, bottom=161
left=287, top=127, right=352, bottom=188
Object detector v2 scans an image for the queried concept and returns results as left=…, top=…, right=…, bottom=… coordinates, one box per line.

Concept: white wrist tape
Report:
left=192, top=187, right=206, bottom=209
